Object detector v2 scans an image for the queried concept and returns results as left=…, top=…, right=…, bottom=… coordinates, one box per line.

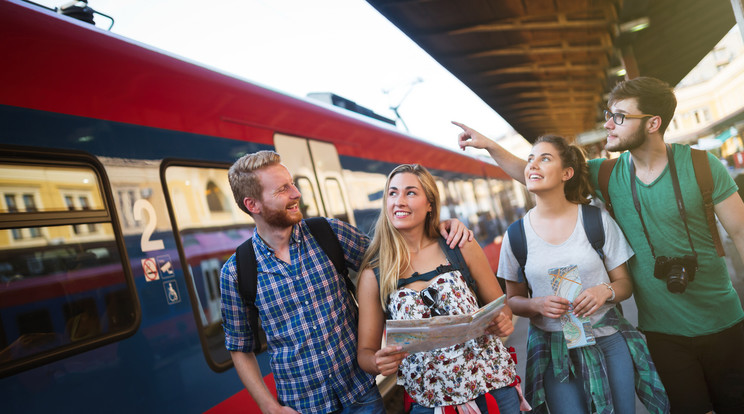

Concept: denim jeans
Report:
left=543, top=331, right=635, bottom=414
left=409, top=385, right=521, bottom=414
left=337, top=385, right=385, bottom=414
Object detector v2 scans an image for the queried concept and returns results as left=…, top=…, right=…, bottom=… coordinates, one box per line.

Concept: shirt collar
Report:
left=252, top=221, right=303, bottom=253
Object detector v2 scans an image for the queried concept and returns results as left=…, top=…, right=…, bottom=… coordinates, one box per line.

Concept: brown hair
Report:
left=228, top=150, right=282, bottom=215
left=534, top=135, right=592, bottom=204
left=608, top=76, right=677, bottom=134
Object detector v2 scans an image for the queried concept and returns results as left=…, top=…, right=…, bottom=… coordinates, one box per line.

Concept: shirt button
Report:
left=304, top=300, right=309, bottom=305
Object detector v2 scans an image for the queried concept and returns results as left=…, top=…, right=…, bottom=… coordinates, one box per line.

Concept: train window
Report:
left=458, top=180, right=479, bottom=221
left=295, top=177, right=320, bottom=218
left=340, top=169, right=387, bottom=236
left=436, top=181, right=447, bottom=204
left=0, top=160, right=136, bottom=377
left=435, top=180, right=452, bottom=220
left=164, top=165, right=255, bottom=370
left=1, top=165, right=104, bottom=214
left=447, top=181, right=460, bottom=204
left=473, top=179, right=493, bottom=215
left=323, top=178, right=348, bottom=222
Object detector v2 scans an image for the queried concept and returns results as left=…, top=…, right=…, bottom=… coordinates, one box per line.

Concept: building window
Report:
left=205, top=181, right=226, bottom=213
left=3, top=193, right=43, bottom=240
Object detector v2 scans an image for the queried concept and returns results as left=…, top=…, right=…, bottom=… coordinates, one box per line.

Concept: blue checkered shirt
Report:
left=220, top=218, right=375, bottom=413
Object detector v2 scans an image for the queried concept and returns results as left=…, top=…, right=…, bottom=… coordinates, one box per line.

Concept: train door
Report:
left=273, top=135, right=356, bottom=226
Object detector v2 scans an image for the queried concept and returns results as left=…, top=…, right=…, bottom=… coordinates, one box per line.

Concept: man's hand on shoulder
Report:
left=439, top=218, right=474, bottom=248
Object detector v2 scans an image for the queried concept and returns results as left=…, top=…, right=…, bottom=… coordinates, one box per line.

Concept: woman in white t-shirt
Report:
left=498, top=135, right=669, bottom=414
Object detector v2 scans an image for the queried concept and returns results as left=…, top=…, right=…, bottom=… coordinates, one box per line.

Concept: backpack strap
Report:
left=581, top=204, right=606, bottom=261
left=506, top=218, right=528, bottom=285
left=235, top=217, right=352, bottom=353
left=598, top=158, right=619, bottom=219
left=304, top=217, right=355, bottom=297
left=235, top=238, right=263, bottom=353
left=437, top=237, right=477, bottom=297
left=372, top=267, right=391, bottom=320
left=506, top=207, right=606, bottom=291
left=690, top=149, right=725, bottom=257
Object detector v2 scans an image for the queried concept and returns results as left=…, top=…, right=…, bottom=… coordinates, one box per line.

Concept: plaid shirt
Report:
left=220, top=218, right=375, bottom=413
left=525, top=306, right=670, bottom=414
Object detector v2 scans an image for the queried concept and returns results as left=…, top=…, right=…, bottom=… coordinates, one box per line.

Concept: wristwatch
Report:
left=602, top=282, right=616, bottom=302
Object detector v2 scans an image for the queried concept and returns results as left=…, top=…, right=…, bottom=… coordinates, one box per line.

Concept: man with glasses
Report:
left=220, top=151, right=473, bottom=414
left=454, top=76, right=744, bottom=414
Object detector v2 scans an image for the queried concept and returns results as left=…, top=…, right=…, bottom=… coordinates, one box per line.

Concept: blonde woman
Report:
left=356, top=164, right=520, bottom=413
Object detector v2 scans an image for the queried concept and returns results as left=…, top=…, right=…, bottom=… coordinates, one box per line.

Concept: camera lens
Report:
left=666, top=264, right=688, bottom=293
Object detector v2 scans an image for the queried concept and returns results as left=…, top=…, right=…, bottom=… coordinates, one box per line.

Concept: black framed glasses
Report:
left=420, top=286, right=445, bottom=317
left=604, top=110, right=655, bottom=125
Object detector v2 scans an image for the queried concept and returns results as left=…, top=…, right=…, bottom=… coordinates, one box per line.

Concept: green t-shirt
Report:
left=588, top=144, right=743, bottom=336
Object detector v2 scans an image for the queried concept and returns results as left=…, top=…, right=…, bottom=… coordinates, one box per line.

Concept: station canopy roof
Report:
left=366, top=0, right=737, bottom=143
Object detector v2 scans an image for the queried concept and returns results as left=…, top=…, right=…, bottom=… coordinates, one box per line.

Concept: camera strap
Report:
left=629, top=144, right=698, bottom=260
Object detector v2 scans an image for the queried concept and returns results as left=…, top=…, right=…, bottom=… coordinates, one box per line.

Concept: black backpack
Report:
left=234, top=217, right=353, bottom=352
left=506, top=204, right=605, bottom=289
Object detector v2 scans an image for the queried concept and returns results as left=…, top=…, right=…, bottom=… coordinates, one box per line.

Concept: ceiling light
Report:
left=619, top=17, right=650, bottom=33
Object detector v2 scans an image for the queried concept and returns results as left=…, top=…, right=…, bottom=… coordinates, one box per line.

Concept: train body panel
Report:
left=0, top=1, right=528, bottom=412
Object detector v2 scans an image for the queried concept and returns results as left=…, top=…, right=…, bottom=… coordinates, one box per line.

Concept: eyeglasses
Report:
left=604, top=110, right=655, bottom=125
left=420, top=286, right=445, bottom=317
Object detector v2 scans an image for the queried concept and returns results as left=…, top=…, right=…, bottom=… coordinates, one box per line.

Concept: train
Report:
left=0, top=0, right=530, bottom=412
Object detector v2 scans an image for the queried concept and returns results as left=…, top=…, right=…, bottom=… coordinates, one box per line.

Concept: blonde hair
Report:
left=228, top=150, right=282, bottom=215
left=360, top=164, right=441, bottom=308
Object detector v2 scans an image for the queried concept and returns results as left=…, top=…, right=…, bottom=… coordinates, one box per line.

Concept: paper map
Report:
left=385, top=295, right=506, bottom=354
left=549, top=265, right=596, bottom=349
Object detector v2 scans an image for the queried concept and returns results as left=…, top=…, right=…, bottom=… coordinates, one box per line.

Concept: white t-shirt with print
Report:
left=498, top=206, right=634, bottom=337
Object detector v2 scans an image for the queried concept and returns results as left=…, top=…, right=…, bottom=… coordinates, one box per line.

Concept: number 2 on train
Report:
left=133, top=199, right=165, bottom=252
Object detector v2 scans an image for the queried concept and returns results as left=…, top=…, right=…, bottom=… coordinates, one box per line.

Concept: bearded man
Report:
left=220, top=151, right=472, bottom=414
left=454, top=77, right=744, bottom=414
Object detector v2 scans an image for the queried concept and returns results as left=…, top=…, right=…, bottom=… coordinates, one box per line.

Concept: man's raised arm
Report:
left=453, top=121, right=527, bottom=184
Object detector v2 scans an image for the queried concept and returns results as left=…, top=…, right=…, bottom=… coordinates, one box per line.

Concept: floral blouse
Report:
left=388, top=270, right=516, bottom=408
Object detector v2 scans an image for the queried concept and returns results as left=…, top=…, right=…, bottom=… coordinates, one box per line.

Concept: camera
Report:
left=653, top=255, right=697, bottom=293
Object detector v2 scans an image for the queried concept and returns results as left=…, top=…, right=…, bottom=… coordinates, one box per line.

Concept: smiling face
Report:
left=525, top=142, right=573, bottom=194
left=385, top=172, right=432, bottom=232
left=604, top=98, right=650, bottom=152
left=254, top=163, right=303, bottom=228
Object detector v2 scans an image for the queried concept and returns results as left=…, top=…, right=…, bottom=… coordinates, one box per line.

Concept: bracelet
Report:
left=602, top=282, right=616, bottom=302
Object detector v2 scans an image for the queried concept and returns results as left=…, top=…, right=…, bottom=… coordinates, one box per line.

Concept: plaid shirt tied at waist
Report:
left=525, top=306, right=670, bottom=414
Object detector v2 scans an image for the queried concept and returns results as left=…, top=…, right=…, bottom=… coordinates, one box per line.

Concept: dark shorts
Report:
left=645, top=321, right=744, bottom=414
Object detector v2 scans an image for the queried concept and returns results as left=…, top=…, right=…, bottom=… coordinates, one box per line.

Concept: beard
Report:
left=262, top=203, right=303, bottom=228
left=605, top=123, right=647, bottom=152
